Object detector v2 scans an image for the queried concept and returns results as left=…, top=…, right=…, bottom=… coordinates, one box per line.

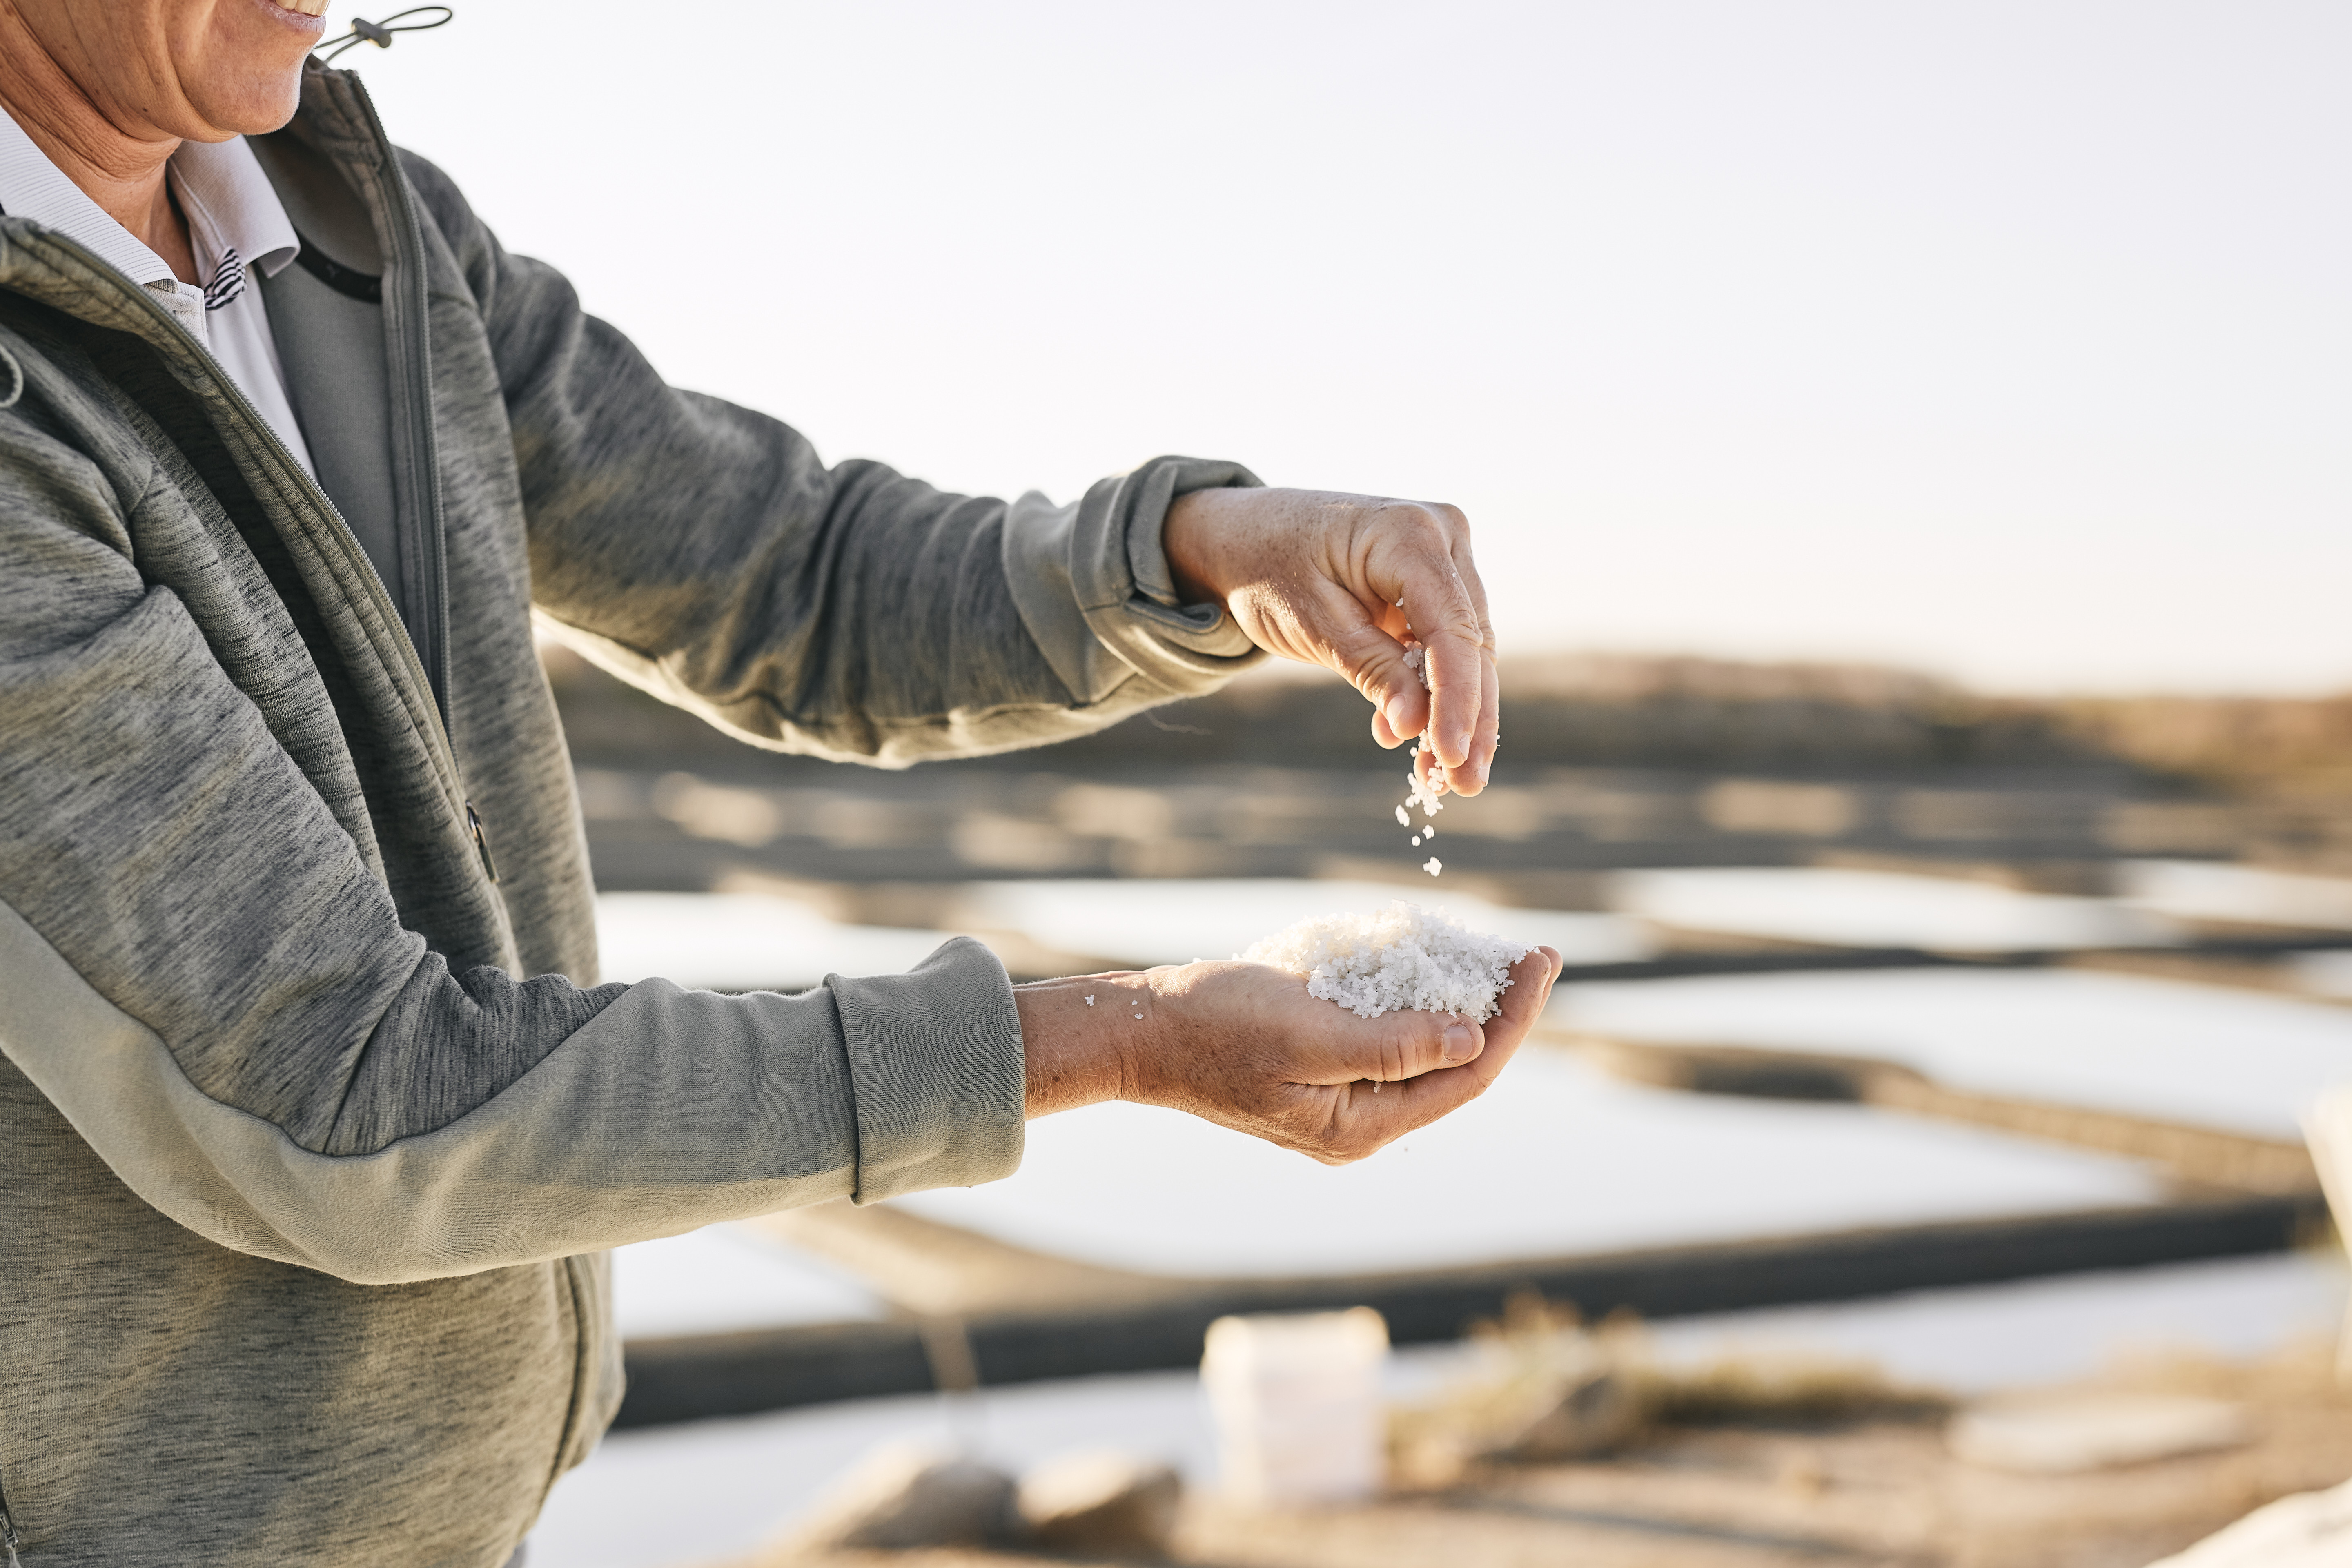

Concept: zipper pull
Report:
left=466, top=800, right=501, bottom=884
left=1, top=1457, right=22, bottom=1568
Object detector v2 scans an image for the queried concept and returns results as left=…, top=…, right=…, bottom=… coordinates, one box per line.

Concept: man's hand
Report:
left=1163, top=487, right=1499, bottom=797
left=1017, top=948, right=1561, bottom=1161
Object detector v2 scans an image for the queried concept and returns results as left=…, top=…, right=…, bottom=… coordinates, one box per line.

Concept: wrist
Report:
left=1161, top=488, right=1234, bottom=607
left=1016, top=972, right=1151, bottom=1118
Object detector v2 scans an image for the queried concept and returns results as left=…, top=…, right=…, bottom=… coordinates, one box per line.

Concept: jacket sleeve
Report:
left=0, top=401, right=1022, bottom=1286
left=399, top=152, right=1267, bottom=767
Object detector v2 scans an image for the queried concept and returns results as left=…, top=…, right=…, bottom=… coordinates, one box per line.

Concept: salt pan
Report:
left=1241, top=902, right=1533, bottom=1021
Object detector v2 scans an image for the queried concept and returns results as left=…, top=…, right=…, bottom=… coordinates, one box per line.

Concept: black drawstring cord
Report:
left=314, top=6, right=455, bottom=65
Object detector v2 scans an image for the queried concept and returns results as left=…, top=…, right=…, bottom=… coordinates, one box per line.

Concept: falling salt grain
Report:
left=1424, top=857, right=1443, bottom=876
left=1243, top=902, right=1531, bottom=1022
left=1410, top=834, right=1421, bottom=847
left=1403, top=741, right=1448, bottom=820
left=1394, top=806, right=1410, bottom=827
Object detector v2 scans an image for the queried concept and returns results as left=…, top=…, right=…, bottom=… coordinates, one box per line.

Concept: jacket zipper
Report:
left=467, top=800, right=500, bottom=884
left=337, top=71, right=495, bottom=886
left=339, top=71, right=455, bottom=741
left=23, top=229, right=490, bottom=888
left=0, top=1458, right=23, bottom=1568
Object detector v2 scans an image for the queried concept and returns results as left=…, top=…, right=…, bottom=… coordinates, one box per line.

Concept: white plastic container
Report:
left=1200, top=1307, right=1391, bottom=1504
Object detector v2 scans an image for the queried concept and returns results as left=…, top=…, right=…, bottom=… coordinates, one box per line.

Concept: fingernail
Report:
left=1443, top=1022, right=1478, bottom=1062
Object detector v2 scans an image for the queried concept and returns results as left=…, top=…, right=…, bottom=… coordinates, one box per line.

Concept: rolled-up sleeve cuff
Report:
left=1002, top=454, right=1267, bottom=704
left=831, top=936, right=1026, bottom=1202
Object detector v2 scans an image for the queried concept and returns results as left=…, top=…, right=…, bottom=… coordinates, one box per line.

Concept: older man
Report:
left=0, top=2, right=1551, bottom=1564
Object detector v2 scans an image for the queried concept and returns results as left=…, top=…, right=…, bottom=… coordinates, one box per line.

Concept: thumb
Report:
left=1351, top=1008, right=1486, bottom=1085
left=1324, top=610, right=1433, bottom=746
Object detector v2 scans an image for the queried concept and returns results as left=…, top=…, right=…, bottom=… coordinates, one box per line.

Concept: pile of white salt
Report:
left=1241, top=902, right=1534, bottom=1021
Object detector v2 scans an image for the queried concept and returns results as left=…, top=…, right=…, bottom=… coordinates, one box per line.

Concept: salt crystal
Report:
left=1403, top=741, right=1447, bottom=820
left=1421, top=824, right=1434, bottom=837
left=1084, top=995, right=1094, bottom=1006
left=1243, top=902, right=1530, bottom=1021
left=1410, top=835, right=1421, bottom=847
left=1394, top=806, right=1410, bottom=827
left=1423, top=857, right=1442, bottom=876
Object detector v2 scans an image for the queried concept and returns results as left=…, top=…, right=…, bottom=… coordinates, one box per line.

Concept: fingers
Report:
left=1481, top=945, right=1561, bottom=1049
left=1346, top=1005, right=1493, bottom=1086
left=1311, top=947, right=1563, bottom=1161
left=1424, top=542, right=1497, bottom=793
left=1173, top=488, right=1499, bottom=789
left=1376, top=505, right=1495, bottom=794
left=1327, top=605, right=1434, bottom=747
left=1448, top=535, right=1503, bottom=793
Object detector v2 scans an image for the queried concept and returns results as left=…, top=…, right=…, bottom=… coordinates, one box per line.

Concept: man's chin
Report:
left=182, top=69, right=311, bottom=140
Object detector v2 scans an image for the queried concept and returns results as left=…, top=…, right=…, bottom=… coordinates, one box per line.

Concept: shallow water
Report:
left=593, top=882, right=1645, bottom=994
left=2294, top=950, right=2352, bottom=1000
left=611, top=1227, right=882, bottom=1339
left=2121, top=860, right=2352, bottom=931
left=1554, top=967, right=2352, bottom=1140
left=1608, top=865, right=2183, bottom=952
left=588, top=894, right=2341, bottom=1309
left=895, top=1050, right=2163, bottom=1278
left=592, top=868, right=2352, bottom=995
left=949, top=877, right=1652, bottom=968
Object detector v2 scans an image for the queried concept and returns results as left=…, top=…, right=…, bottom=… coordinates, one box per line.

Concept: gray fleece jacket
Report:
left=0, top=59, right=1259, bottom=1568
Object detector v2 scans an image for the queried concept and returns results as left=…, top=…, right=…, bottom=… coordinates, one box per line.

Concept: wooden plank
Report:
left=1554, top=934, right=2352, bottom=985
left=614, top=1192, right=2322, bottom=1428
left=1565, top=1034, right=2321, bottom=1194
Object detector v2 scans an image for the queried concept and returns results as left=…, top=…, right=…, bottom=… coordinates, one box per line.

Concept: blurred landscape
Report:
left=550, top=643, right=2352, bottom=921
left=532, top=643, right=2352, bottom=1568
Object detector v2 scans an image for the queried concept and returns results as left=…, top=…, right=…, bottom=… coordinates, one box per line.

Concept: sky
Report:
left=338, top=1, right=2349, bottom=695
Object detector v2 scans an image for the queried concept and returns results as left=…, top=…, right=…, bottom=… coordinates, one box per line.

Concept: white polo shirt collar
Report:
left=0, top=104, right=314, bottom=474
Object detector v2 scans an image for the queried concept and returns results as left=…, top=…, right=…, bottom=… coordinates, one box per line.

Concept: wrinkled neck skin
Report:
left=0, top=2, right=187, bottom=274
left=0, top=0, right=322, bottom=283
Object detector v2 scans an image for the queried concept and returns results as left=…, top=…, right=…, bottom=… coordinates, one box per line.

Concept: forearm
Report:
left=7, top=897, right=1024, bottom=1283
left=422, top=141, right=1266, bottom=763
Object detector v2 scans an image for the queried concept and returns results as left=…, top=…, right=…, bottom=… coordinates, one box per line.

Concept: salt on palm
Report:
left=1242, top=902, right=1532, bottom=1022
